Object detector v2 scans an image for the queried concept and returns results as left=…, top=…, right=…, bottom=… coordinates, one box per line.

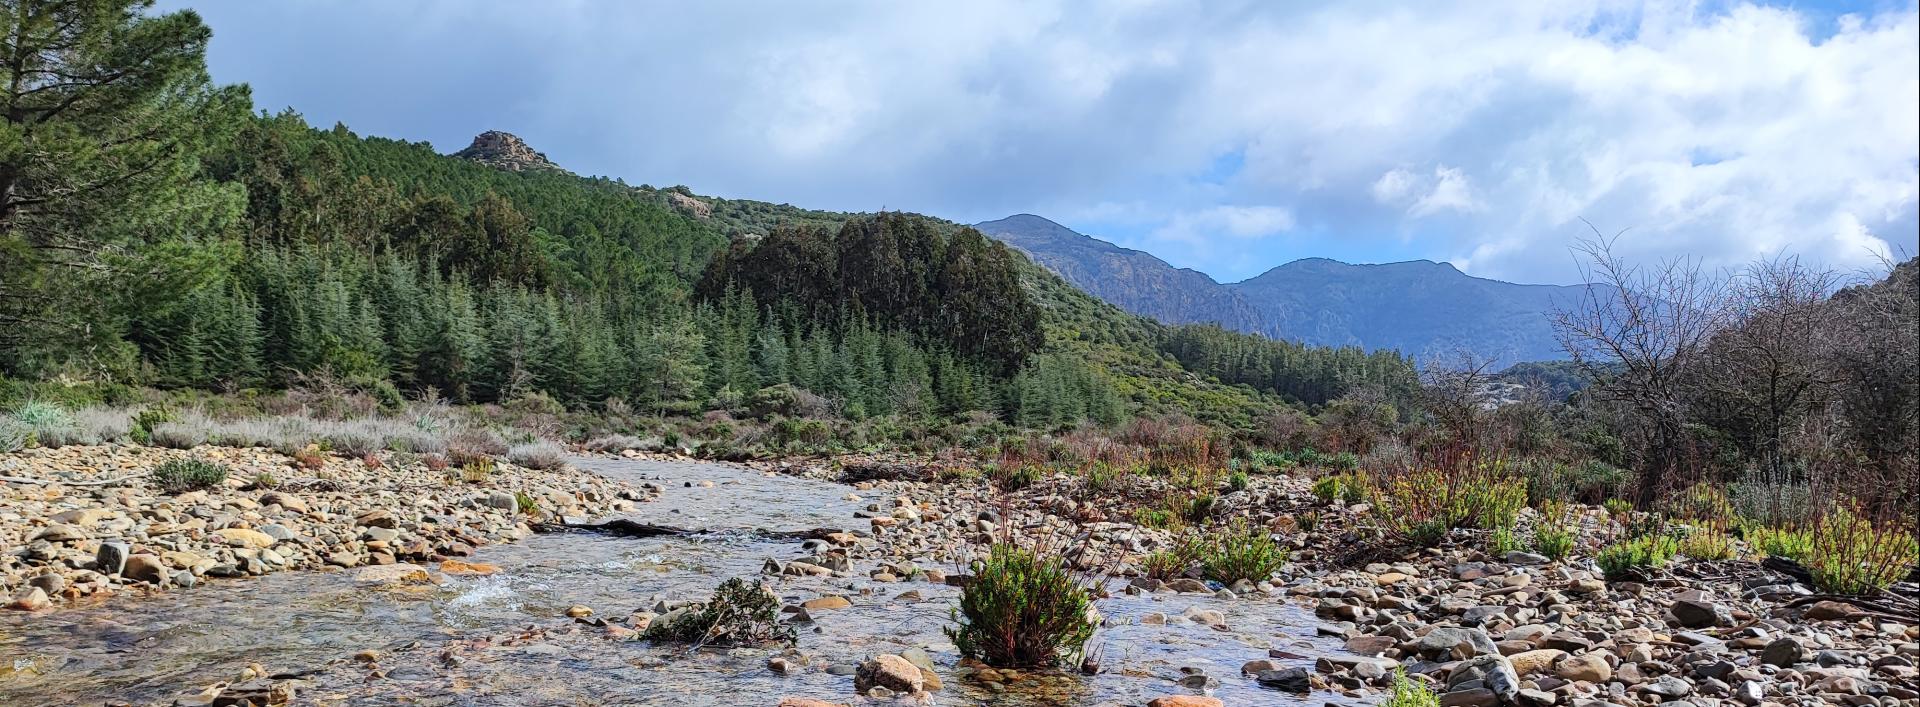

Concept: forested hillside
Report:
left=0, top=3, right=1415, bottom=431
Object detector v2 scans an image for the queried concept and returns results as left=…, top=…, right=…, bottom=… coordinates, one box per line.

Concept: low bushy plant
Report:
left=1596, top=535, right=1677, bottom=581
left=946, top=544, right=1099, bottom=668
left=1531, top=503, right=1577, bottom=561
left=1202, top=521, right=1289, bottom=585
left=1488, top=526, right=1524, bottom=555
left=987, top=463, right=1041, bottom=491
left=1677, top=529, right=1734, bottom=561
left=507, top=441, right=568, bottom=470
left=152, top=458, right=229, bottom=494
left=1383, top=668, right=1440, bottom=707
left=1141, top=536, right=1204, bottom=581
left=1802, top=506, right=1919, bottom=596
left=1603, top=498, right=1633, bottom=518
left=641, top=577, right=795, bottom=646
left=461, top=457, right=495, bottom=483
left=1226, top=471, right=1249, bottom=493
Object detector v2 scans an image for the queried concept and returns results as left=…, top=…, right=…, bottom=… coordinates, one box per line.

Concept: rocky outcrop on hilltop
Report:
left=453, top=130, right=567, bottom=173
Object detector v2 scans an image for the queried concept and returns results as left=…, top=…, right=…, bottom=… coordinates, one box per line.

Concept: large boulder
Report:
left=854, top=654, right=923, bottom=696
left=1416, top=626, right=1499, bottom=660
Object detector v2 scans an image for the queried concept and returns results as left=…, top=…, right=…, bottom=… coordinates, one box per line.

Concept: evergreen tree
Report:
left=0, top=0, right=248, bottom=371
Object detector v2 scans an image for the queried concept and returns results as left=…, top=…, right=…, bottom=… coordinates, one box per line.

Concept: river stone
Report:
left=1256, top=667, right=1311, bottom=692
left=1346, top=634, right=1397, bottom=655
left=802, top=596, right=851, bottom=610
left=1763, top=637, right=1807, bottom=667
left=775, top=699, right=847, bottom=707
left=7, top=587, right=50, bottom=611
left=351, top=563, right=431, bottom=586
left=51, top=508, right=113, bottom=525
left=30, top=523, right=89, bottom=543
left=96, top=541, right=131, bottom=575
left=1148, top=698, right=1223, bottom=707
left=258, top=492, right=309, bottom=513
left=1417, top=626, right=1499, bottom=660
left=1166, top=578, right=1210, bottom=593
left=1555, top=652, right=1612, bottom=683
left=1440, top=687, right=1499, bottom=707
left=854, top=654, right=922, bottom=695
left=1509, top=649, right=1568, bottom=676
left=1449, top=655, right=1521, bottom=700
left=124, top=554, right=169, bottom=585
left=484, top=492, right=518, bottom=511
left=213, top=527, right=277, bottom=549
left=1672, top=598, right=1731, bottom=628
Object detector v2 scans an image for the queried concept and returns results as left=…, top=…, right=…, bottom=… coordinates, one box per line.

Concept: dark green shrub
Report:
left=1183, top=494, right=1215, bottom=523
left=152, top=458, right=229, bottom=493
left=1202, top=521, right=1288, bottom=585
left=130, top=406, right=176, bottom=446
left=1141, top=536, right=1204, bottom=581
left=1311, top=475, right=1341, bottom=502
left=1226, top=471, right=1249, bottom=493
left=989, top=463, right=1041, bottom=491
left=946, top=544, right=1098, bottom=668
left=641, top=577, right=795, bottom=646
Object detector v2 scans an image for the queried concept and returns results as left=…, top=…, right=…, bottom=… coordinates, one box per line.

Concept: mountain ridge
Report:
left=975, top=214, right=1585, bottom=367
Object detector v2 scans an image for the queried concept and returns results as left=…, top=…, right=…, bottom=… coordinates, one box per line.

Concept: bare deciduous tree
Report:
left=1550, top=228, right=1729, bottom=505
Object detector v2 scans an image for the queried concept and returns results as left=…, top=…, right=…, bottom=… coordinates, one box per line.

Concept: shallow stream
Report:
left=2, top=458, right=1342, bottom=706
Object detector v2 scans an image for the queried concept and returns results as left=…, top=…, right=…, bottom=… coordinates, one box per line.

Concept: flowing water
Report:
left=1, top=458, right=1342, bottom=706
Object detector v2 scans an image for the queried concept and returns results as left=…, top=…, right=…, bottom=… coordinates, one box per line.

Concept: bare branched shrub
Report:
left=1551, top=229, right=1730, bottom=504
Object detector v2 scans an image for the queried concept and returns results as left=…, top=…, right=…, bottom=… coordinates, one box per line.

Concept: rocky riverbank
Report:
left=2, top=444, right=654, bottom=612
left=741, top=457, right=1920, bottom=706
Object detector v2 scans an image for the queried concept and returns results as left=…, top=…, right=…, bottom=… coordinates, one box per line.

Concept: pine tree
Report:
left=0, top=0, right=249, bottom=371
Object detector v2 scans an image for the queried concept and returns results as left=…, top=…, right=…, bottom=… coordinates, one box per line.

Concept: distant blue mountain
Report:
left=976, top=214, right=1590, bottom=367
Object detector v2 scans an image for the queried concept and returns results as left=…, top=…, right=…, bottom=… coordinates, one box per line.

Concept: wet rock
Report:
left=1256, top=666, right=1312, bottom=693
left=854, top=654, right=923, bottom=695
left=1148, top=698, right=1222, bottom=707
left=350, top=563, right=431, bottom=586
left=1166, top=578, right=1211, bottom=593
left=565, top=605, right=593, bottom=618
left=7, top=586, right=50, bottom=611
left=801, top=596, right=851, bottom=610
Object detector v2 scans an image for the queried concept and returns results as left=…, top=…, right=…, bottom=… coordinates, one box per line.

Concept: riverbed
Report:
left=1, top=457, right=1340, bottom=705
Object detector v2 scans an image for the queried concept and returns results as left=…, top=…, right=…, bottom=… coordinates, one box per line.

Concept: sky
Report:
left=159, top=0, right=1919, bottom=285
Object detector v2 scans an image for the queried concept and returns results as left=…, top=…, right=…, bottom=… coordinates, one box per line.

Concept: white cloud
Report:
left=1372, top=165, right=1483, bottom=216
left=180, top=0, right=1920, bottom=283
left=1151, top=205, right=1296, bottom=245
